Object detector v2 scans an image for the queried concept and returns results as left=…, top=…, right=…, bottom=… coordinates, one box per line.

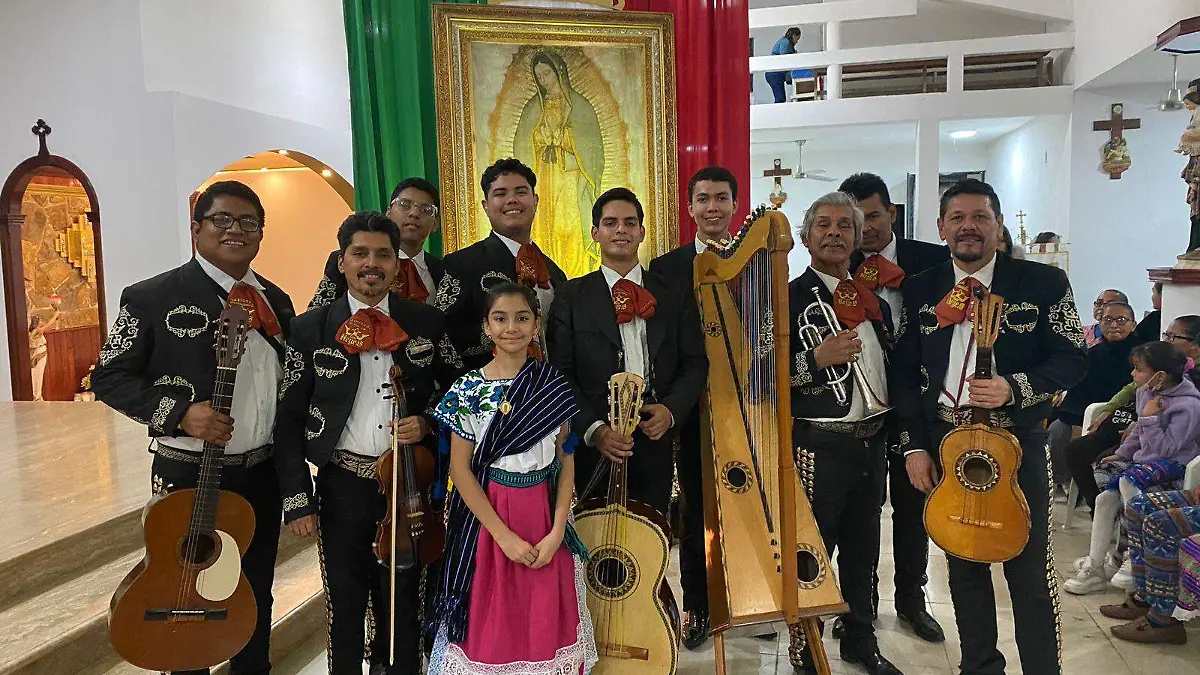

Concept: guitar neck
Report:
left=607, top=456, right=629, bottom=507
left=971, top=346, right=994, bottom=425
left=192, top=364, right=238, bottom=536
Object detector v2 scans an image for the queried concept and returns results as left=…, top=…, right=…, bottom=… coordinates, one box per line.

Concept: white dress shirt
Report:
left=336, top=294, right=397, bottom=457
left=694, top=238, right=709, bottom=256
left=584, top=264, right=655, bottom=445
left=938, top=255, right=999, bottom=410
left=494, top=232, right=555, bottom=317
left=400, top=249, right=436, bottom=306
left=157, top=255, right=282, bottom=455
left=811, top=268, right=889, bottom=421
left=872, top=236, right=902, bottom=333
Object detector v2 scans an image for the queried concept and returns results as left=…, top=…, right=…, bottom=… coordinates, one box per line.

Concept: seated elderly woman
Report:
left=1100, top=486, right=1200, bottom=644
left=1049, top=301, right=1143, bottom=493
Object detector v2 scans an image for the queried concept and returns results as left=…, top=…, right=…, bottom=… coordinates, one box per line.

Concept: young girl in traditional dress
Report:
left=428, top=282, right=596, bottom=674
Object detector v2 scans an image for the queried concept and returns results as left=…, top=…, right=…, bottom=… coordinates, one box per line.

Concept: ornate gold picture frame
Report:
left=432, top=3, right=677, bottom=277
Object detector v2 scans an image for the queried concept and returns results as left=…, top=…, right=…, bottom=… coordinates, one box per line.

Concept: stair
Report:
left=0, top=506, right=323, bottom=675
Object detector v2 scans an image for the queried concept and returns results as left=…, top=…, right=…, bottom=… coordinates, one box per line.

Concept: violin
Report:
left=372, top=365, right=444, bottom=664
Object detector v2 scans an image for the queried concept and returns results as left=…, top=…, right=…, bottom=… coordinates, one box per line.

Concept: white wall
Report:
left=1071, top=0, right=1196, bottom=89
left=750, top=139, right=989, bottom=276
left=1069, top=85, right=1194, bottom=319
left=984, top=115, right=1072, bottom=242
left=0, top=0, right=352, bottom=401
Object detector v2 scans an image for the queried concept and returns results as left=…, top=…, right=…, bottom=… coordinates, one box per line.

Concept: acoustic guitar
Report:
left=109, top=306, right=258, bottom=671
left=924, top=288, right=1031, bottom=563
left=574, top=373, right=680, bottom=674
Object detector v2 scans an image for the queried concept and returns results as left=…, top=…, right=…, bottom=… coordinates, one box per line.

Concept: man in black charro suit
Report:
left=835, top=172, right=948, bottom=644
left=893, top=179, right=1086, bottom=675
left=92, top=181, right=296, bottom=675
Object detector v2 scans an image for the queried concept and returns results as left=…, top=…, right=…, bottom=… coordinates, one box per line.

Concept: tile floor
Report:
left=283, top=500, right=1200, bottom=675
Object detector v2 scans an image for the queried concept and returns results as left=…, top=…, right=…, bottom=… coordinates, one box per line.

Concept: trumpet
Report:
left=797, top=287, right=891, bottom=422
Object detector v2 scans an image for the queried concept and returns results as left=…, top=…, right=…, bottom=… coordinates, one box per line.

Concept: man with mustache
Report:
left=92, top=181, right=296, bottom=675
left=893, top=179, right=1086, bottom=675
left=836, top=173, right=947, bottom=644
left=787, top=192, right=902, bottom=675
left=648, top=165, right=738, bottom=649
left=436, top=159, right=568, bottom=370
left=310, top=177, right=446, bottom=310
left=548, top=187, right=707, bottom=527
left=275, top=211, right=461, bottom=675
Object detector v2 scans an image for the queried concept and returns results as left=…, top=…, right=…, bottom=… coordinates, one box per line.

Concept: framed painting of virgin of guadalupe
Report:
left=431, top=3, right=678, bottom=278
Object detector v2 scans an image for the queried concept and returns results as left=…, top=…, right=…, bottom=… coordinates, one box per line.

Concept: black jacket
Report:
left=274, top=293, right=463, bottom=521
left=546, top=268, right=707, bottom=442
left=648, top=241, right=700, bottom=281
left=92, top=258, right=295, bottom=438
left=1056, top=335, right=1143, bottom=426
left=1134, top=309, right=1162, bottom=344
left=308, top=249, right=446, bottom=311
left=788, top=267, right=892, bottom=421
left=435, top=233, right=568, bottom=371
left=892, top=254, right=1088, bottom=453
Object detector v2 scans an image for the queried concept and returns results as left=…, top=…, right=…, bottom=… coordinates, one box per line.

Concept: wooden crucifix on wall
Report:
left=1093, top=103, right=1141, bottom=179
left=764, top=158, right=792, bottom=207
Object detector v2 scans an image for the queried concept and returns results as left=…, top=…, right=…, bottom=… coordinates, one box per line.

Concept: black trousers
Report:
left=868, top=448, right=932, bottom=614
left=316, top=463, right=421, bottom=675
left=676, top=408, right=708, bottom=613
left=1065, top=417, right=1124, bottom=510
left=151, top=453, right=281, bottom=675
left=931, top=423, right=1060, bottom=675
left=574, top=430, right=675, bottom=518
left=793, top=423, right=886, bottom=653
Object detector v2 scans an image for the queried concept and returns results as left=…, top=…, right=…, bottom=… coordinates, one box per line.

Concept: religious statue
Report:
left=1101, top=136, right=1131, bottom=178
left=1178, top=89, right=1200, bottom=252
left=514, top=49, right=605, bottom=276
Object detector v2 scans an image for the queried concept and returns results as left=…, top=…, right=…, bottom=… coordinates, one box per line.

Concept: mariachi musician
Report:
left=892, top=179, right=1085, bottom=675
left=787, top=192, right=901, bottom=675
left=92, top=180, right=295, bottom=675
left=840, top=172, right=948, bottom=643
left=548, top=187, right=707, bottom=519
left=435, top=159, right=567, bottom=370
left=275, top=212, right=461, bottom=675
left=648, top=165, right=740, bottom=649
left=310, top=178, right=447, bottom=310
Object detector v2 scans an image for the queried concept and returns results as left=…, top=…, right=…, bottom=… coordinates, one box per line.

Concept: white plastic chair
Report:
left=1185, top=455, right=1200, bottom=492
left=1062, top=402, right=1108, bottom=528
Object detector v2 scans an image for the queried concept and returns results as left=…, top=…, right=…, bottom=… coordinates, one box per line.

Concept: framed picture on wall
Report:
left=431, top=3, right=678, bottom=279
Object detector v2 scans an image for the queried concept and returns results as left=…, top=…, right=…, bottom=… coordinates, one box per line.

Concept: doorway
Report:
left=1, top=121, right=106, bottom=401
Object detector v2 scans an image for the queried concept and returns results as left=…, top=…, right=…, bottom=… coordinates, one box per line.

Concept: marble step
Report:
left=0, top=530, right=321, bottom=675
left=0, top=506, right=143, bottom=613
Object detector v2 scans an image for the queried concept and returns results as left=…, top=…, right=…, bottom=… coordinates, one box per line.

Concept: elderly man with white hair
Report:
left=786, top=192, right=902, bottom=675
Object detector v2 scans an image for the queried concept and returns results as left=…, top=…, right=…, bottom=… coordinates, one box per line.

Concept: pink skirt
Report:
left=430, top=480, right=596, bottom=674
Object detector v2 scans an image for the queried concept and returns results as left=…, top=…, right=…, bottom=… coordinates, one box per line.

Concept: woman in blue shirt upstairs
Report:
left=766, top=26, right=801, bottom=103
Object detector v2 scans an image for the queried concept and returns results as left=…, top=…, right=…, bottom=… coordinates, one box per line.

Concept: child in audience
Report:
left=1065, top=342, right=1200, bottom=594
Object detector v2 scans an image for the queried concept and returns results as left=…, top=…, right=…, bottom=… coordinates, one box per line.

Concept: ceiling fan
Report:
left=791, top=140, right=837, bottom=182
left=1154, top=54, right=1186, bottom=112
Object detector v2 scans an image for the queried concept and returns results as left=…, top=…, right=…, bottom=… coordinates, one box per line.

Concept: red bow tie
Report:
left=516, top=242, right=551, bottom=289
left=936, top=277, right=984, bottom=328
left=855, top=254, right=905, bottom=291
left=612, top=279, right=657, bottom=324
left=832, top=279, right=883, bottom=329
left=393, top=259, right=430, bottom=303
left=227, top=283, right=281, bottom=337
left=336, top=308, right=408, bottom=354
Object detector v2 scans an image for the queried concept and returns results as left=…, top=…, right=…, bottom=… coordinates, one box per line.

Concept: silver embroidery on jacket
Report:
left=164, top=305, right=211, bottom=339
left=279, top=344, right=304, bottom=400
left=153, top=375, right=196, bottom=402
left=98, top=306, right=140, bottom=366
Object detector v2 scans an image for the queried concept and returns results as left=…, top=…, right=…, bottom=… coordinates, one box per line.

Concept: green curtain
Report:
left=343, top=0, right=484, bottom=255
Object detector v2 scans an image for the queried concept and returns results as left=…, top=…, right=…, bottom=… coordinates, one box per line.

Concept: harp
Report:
left=694, top=208, right=846, bottom=674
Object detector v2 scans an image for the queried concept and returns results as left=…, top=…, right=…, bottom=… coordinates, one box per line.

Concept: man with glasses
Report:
left=92, top=180, right=296, bottom=675
left=1085, top=289, right=1130, bottom=348
left=311, top=178, right=446, bottom=309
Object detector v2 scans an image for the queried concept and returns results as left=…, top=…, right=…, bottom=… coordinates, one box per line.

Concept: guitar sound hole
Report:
left=179, top=533, right=218, bottom=566
left=726, top=466, right=748, bottom=489
left=595, top=557, right=630, bottom=590
left=797, top=550, right=820, bottom=583
left=962, top=457, right=995, bottom=488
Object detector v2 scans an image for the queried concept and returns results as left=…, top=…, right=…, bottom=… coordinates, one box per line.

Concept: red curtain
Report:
left=624, top=0, right=750, bottom=244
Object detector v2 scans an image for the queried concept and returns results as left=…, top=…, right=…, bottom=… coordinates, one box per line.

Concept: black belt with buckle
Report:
left=330, top=448, right=379, bottom=480
left=154, top=442, right=273, bottom=468
left=807, top=417, right=886, bottom=439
